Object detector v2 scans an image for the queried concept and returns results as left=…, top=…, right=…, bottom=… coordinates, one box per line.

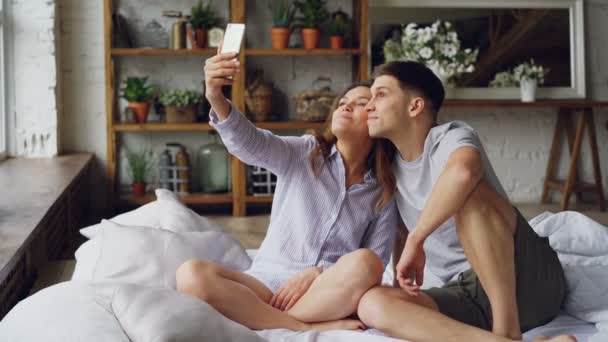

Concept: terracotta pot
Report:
left=127, top=102, right=151, bottom=123
left=270, top=27, right=290, bottom=49
left=187, top=28, right=207, bottom=49
left=329, top=36, right=344, bottom=49
left=301, top=28, right=320, bottom=49
left=132, top=182, right=146, bottom=197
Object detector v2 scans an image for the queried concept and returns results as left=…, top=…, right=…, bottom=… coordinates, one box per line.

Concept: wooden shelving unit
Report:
left=104, top=0, right=370, bottom=216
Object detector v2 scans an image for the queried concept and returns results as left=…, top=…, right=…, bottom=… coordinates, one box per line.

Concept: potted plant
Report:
left=328, top=13, right=348, bottom=49
left=513, top=59, right=549, bottom=102
left=270, top=0, right=297, bottom=49
left=294, top=0, right=329, bottom=49
left=159, top=89, right=203, bottom=123
left=126, top=148, right=153, bottom=197
left=120, top=76, right=156, bottom=123
left=188, top=0, right=221, bottom=49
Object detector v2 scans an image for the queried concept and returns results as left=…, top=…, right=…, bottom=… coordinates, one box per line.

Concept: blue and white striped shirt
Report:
left=210, top=105, right=398, bottom=275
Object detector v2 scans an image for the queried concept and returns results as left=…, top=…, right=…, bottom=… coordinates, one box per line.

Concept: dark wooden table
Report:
left=441, top=100, right=607, bottom=211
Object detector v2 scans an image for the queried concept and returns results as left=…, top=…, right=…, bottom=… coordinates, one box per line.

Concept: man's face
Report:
left=366, top=75, right=410, bottom=139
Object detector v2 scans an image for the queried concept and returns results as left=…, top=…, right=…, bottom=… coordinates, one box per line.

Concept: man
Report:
left=357, top=61, right=574, bottom=342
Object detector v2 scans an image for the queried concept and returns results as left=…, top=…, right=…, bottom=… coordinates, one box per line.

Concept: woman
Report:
left=176, top=50, right=398, bottom=332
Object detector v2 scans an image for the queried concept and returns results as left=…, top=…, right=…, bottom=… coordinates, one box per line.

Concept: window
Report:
left=0, top=0, right=6, bottom=161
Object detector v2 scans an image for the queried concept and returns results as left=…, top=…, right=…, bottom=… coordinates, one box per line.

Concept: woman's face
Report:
left=331, top=86, right=372, bottom=140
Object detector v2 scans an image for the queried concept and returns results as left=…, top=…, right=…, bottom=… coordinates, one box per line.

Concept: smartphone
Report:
left=220, top=23, right=245, bottom=55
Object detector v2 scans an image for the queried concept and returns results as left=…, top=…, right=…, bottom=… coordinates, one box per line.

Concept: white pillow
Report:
left=80, top=188, right=221, bottom=239
left=76, top=220, right=251, bottom=288
left=107, top=283, right=265, bottom=342
left=72, top=237, right=101, bottom=281
left=0, top=281, right=130, bottom=342
left=530, top=211, right=608, bottom=324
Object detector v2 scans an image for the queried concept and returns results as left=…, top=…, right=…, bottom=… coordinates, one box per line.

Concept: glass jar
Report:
left=197, top=132, right=231, bottom=193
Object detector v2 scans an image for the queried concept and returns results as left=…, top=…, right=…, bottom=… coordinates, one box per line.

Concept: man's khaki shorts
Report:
left=423, top=208, right=566, bottom=332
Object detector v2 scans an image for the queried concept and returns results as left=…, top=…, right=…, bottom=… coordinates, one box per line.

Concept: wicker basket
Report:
left=245, top=75, right=273, bottom=122
left=294, top=77, right=336, bottom=122
left=166, top=105, right=197, bottom=123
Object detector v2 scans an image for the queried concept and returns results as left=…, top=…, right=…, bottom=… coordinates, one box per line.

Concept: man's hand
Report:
left=396, top=235, right=426, bottom=296
left=269, top=267, right=321, bottom=311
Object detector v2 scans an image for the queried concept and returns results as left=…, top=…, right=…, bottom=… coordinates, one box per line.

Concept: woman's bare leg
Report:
left=287, top=248, right=385, bottom=322
left=176, top=259, right=364, bottom=331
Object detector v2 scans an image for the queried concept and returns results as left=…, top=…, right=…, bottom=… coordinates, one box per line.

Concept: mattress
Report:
left=34, top=259, right=598, bottom=342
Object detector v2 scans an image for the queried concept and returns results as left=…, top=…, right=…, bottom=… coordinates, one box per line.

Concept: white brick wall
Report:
left=57, top=0, right=608, bottom=207
left=12, top=0, right=59, bottom=157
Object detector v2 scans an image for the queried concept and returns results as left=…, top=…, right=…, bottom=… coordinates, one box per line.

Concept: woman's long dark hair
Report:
left=308, top=82, right=396, bottom=209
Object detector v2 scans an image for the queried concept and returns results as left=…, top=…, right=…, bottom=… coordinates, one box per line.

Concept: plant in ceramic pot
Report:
left=159, top=89, right=203, bottom=123
left=513, top=59, right=549, bottom=102
left=269, top=0, right=297, bottom=49
left=188, top=0, right=221, bottom=49
left=294, top=0, right=329, bottom=49
left=120, top=77, right=156, bottom=123
left=126, top=148, right=153, bottom=197
left=328, top=13, right=348, bottom=49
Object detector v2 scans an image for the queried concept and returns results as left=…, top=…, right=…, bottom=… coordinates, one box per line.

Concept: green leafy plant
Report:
left=126, top=148, right=153, bottom=184
left=328, top=17, right=347, bottom=36
left=270, top=0, right=297, bottom=29
left=120, top=77, right=156, bottom=103
left=294, top=0, right=329, bottom=29
left=159, top=89, right=203, bottom=107
left=189, top=0, right=221, bottom=30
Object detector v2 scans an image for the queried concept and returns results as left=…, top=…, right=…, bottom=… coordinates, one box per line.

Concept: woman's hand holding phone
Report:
left=203, top=52, right=239, bottom=120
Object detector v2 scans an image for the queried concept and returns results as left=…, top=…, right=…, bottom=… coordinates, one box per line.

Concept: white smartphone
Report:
left=220, top=23, right=245, bottom=55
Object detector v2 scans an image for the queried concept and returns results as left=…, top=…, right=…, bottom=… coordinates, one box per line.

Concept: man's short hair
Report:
left=373, top=61, right=445, bottom=123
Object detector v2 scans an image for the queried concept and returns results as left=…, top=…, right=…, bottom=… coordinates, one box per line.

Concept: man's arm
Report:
left=392, top=222, right=408, bottom=288
left=396, top=146, right=483, bottom=293
left=408, top=146, right=483, bottom=246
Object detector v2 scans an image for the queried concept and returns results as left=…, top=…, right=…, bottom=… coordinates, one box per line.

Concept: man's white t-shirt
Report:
left=393, top=120, right=508, bottom=283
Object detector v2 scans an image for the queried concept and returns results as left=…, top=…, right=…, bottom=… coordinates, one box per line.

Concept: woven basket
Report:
left=294, top=77, right=336, bottom=122
left=245, top=76, right=273, bottom=122
left=166, top=105, right=197, bottom=123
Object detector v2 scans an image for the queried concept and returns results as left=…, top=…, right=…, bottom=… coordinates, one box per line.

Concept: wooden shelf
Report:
left=111, top=48, right=217, bottom=56
left=444, top=99, right=608, bottom=108
left=245, top=48, right=361, bottom=56
left=120, top=192, right=232, bottom=206
left=111, top=48, right=362, bottom=57
left=245, top=195, right=273, bottom=203
left=113, top=123, right=213, bottom=132
left=112, top=121, right=324, bottom=132
left=256, top=121, right=325, bottom=130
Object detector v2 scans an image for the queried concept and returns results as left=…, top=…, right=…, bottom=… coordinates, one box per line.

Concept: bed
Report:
left=1, top=189, right=606, bottom=342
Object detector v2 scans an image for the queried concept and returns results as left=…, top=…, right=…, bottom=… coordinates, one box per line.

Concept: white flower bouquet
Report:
left=489, top=71, right=518, bottom=88
left=383, top=20, right=479, bottom=85
left=513, top=59, right=549, bottom=84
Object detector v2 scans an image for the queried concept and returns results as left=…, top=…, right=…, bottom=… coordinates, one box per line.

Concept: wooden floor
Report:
left=210, top=203, right=608, bottom=249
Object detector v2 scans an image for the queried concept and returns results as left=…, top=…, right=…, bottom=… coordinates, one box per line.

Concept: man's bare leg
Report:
left=357, top=286, right=574, bottom=342
left=176, top=259, right=364, bottom=332
left=454, top=180, right=521, bottom=338
left=287, top=248, right=384, bottom=322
